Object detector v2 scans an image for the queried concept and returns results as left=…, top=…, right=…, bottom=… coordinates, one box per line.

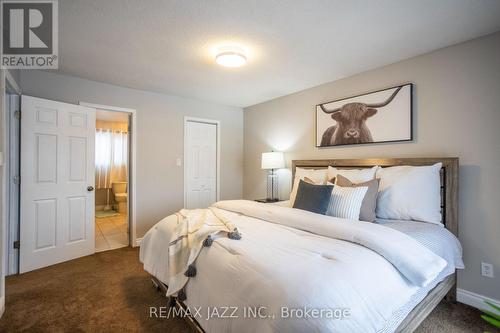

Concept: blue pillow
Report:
left=293, top=180, right=333, bottom=215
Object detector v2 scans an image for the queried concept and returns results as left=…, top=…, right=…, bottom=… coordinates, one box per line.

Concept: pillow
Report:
left=326, top=185, right=368, bottom=220
left=303, top=177, right=316, bottom=184
left=292, top=180, right=333, bottom=215
left=376, top=163, right=442, bottom=225
left=327, top=166, right=378, bottom=183
left=290, top=168, right=328, bottom=204
left=335, top=175, right=380, bottom=222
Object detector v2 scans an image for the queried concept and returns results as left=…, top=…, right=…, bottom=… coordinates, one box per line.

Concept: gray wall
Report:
left=8, top=70, right=20, bottom=87
left=20, top=70, right=244, bottom=238
left=244, top=32, right=500, bottom=300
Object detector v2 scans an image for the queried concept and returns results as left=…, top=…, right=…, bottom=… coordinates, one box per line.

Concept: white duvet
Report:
left=140, top=200, right=450, bottom=333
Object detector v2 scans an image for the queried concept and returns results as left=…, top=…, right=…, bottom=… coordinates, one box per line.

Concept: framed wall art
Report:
left=316, top=83, right=413, bottom=147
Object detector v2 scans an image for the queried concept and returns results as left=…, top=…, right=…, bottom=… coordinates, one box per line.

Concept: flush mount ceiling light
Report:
left=215, top=45, right=247, bottom=68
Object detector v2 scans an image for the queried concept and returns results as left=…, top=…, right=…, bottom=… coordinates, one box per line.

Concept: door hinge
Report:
left=13, top=175, right=20, bottom=185
left=14, top=110, right=21, bottom=119
left=13, top=241, right=20, bottom=249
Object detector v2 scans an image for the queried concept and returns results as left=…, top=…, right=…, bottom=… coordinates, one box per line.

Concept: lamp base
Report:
left=266, top=170, right=279, bottom=201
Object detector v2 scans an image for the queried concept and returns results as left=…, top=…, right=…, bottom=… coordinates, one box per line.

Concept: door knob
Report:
left=87, top=186, right=94, bottom=192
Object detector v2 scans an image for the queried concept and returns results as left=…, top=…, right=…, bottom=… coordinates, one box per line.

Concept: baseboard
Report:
left=135, top=237, right=142, bottom=247
left=457, top=288, right=500, bottom=313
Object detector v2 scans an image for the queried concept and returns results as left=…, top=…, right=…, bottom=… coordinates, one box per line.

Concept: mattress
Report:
left=140, top=208, right=463, bottom=333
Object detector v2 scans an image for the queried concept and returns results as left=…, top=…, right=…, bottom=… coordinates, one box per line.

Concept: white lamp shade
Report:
left=261, top=152, right=285, bottom=169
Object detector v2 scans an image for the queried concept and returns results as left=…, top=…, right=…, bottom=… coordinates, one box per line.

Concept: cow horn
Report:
left=365, top=86, right=403, bottom=108
left=319, top=104, right=341, bottom=114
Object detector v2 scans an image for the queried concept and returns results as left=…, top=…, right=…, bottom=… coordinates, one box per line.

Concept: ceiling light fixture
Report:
left=215, top=45, right=247, bottom=68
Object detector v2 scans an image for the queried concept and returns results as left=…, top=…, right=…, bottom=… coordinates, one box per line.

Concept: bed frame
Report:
left=151, top=157, right=459, bottom=333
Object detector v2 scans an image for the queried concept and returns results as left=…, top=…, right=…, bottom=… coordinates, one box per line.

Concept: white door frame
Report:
left=3, top=71, right=21, bottom=276
left=79, top=102, right=138, bottom=247
left=5, top=87, right=20, bottom=276
left=183, top=117, right=221, bottom=208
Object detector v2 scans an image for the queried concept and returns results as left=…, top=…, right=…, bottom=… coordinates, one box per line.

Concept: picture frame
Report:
left=316, top=83, right=413, bottom=147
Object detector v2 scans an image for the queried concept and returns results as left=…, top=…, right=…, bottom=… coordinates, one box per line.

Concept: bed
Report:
left=140, top=157, right=461, bottom=333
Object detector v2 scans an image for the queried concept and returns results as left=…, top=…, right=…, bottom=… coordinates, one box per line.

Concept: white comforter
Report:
left=140, top=200, right=449, bottom=333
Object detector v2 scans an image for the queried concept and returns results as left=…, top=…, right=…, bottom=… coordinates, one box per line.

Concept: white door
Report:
left=20, top=95, right=95, bottom=273
left=185, top=119, right=218, bottom=209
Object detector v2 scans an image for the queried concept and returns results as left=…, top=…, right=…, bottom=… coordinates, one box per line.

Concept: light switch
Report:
left=176, top=158, right=182, bottom=167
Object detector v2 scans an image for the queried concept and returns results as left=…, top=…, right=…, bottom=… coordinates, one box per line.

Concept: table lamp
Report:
left=261, top=151, right=285, bottom=202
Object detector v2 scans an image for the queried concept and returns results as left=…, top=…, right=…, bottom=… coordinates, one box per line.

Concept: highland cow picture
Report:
left=316, top=84, right=413, bottom=147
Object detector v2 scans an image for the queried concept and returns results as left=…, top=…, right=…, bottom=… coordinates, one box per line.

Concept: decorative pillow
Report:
left=327, top=166, right=378, bottom=184
left=335, top=175, right=380, bottom=222
left=376, top=163, right=442, bottom=225
left=290, top=168, right=328, bottom=204
left=326, top=185, right=368, bottom=220
left=293, top=180, right=333, bottom=215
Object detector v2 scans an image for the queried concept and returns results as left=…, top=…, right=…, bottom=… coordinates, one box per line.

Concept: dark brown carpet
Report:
left=0, top=247, right=190, bottom=332
left=0, top=247, right=497, bottom=333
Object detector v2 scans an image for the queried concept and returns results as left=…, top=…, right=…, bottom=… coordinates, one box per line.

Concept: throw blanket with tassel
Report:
left=166, top=207, right=241, bottom=299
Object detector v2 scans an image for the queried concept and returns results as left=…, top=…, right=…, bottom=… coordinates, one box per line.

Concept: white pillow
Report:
left=376, top=163, right=442, bottom=225
left=290, top=168, right=328, bottom=204
left=327, top=166, right=378, bottom=183
left=326, top=185, right=368, bottom=220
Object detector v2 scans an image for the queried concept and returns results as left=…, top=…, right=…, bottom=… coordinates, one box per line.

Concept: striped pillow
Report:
left=326, top=185, right=368, bottom=220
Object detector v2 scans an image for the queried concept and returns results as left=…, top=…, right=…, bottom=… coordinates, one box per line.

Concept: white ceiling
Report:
left=58, top=0, right=500, bottom=107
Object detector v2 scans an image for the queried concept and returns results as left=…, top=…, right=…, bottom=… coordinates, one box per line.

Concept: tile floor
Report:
left=95, top=213, right=129, bottom=252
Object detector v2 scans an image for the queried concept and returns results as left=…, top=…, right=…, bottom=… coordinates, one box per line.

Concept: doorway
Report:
left=80, top=102, right=137, bottom=248
left=15, top=97, right=137, bottom=273
left=94, top=109, right=130, bottom=252
left=184, top=117, right=220, bottom=209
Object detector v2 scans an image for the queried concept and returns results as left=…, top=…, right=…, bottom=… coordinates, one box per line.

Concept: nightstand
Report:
left=254, top=199, right=284, bottom=203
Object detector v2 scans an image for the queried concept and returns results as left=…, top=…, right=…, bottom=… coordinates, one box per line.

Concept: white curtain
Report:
left=95, top=129, right=128, bottom=189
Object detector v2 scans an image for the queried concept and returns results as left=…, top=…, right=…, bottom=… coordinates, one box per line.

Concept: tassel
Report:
left=177, top=288, right=187, bottom=302
left=228, top=228, right=241, bottom=240
left=203, top=235, right=213, bottom=247
left=184, top=264, right=197, bottom=277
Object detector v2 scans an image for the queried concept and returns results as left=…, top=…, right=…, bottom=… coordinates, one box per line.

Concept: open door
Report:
left=20, top=96, right=96, bottom=273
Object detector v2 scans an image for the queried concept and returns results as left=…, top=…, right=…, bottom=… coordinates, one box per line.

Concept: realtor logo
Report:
left=1, top=0, right=58, bottom=69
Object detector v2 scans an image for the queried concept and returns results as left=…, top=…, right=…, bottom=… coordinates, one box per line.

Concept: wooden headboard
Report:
left=292, top=157, right=459, bottom=237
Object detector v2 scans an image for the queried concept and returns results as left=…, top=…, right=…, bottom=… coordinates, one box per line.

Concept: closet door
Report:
left=20, top=95, right=96, bottom=273
left=184, top=119, right=219, bottom=209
